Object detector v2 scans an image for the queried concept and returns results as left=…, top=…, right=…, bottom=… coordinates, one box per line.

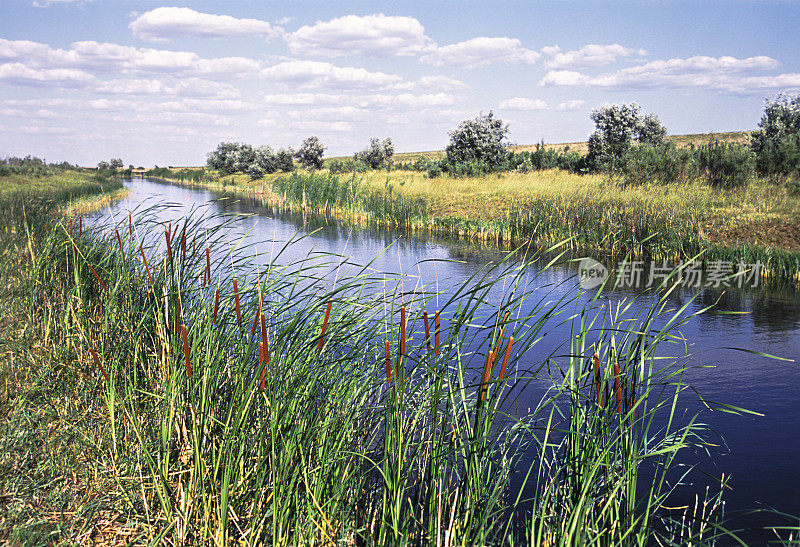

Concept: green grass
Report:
left=3, top=176, right=796, bottom=543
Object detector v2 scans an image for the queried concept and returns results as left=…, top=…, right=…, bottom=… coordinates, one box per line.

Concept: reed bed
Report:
left=5, top=185, right=793, bottom=544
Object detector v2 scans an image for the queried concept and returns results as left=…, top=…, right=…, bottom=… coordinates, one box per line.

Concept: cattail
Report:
left=317, top=299, right=332, bottom=352
left=384, top=340, right=392, bottom=383
left=78, top=217, right=82, bottom=237
left=613, top=362, right=623, bottom=415
left=480, top=350, right=496, bottom=403
left=69, top=218, right=73, bottom=238
left=139, top=244, right=154, bottom=286
left=259, top=340, right=270, bottom=392
left=166, top=222, right=172, bottom=245
left=494, top=311, right=510, bottom=355
left=498, top=337, right=514, bottom=381
left=213, top=287, right=220, bottom=324
left=164, top=229, right=173, bottom=266
left=434, top=311, right=441, bottom=356
left=191, top=240, right=196, bottom=261
left=423, top=311, right=431, bottom=351
left=87, top=263, right=108, bottom=291
left=128, top=212, right=133, bottom=236
left=260, top=312, right=267, bottom=344
left=180, top=220, right=187, bottom=260
left=204, top=247, right=211, bottom=286
left=251, top=308, right=260, bottom=336
left=399, top=306, right=406, bottom=356
left=114, top=228, right=123, bottom=253
left=233, top=278, right=241, bottom=323
left=175, top=296, right=182, bottom=334
left=181, top=324, right=192, bottom=378
left=592, top=353, right=603, bottom=407
left=89, top=348, right=109, bottom=383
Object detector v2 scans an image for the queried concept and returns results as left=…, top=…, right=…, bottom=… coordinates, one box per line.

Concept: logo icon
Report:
left=578, top=258, right=608, bottom=289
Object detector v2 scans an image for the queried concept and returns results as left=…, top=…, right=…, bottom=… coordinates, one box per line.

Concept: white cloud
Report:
left=545, top=43, right=645, bottom=68
left=287, top=106, right=371, bottom=121
left=32, top=0, right=90, bottom=7
left=290, top=120, right=354, bottom=132
left=393, top=75, right=468, bottom=92
left=421, top=37, right=540, bottom=68
left=130, top=7, right=280, bottom=42
left=263, top=93, right=346, bottom=106
left=286, top=14, right=432, bottom=58
left=540, top=55, right=789, bottom=94
left=499, top=97, right=549, bottom=110
left=555, top=99, right=587, bottom=111
left=0, top=62, right=94, bottom=86
left=260, top=60, right=402, bottom=89
left=0, top=38, right=261, bottom=79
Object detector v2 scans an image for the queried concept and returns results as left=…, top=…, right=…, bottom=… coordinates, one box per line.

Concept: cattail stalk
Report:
left=317, top=299, right=332, bottom=352
left=87, top=263, right=108, bottom=291
left=423, top=311, right=431, bottom=351
left=181, top=324, right=192, bottom=378
left=78, top=217, right=82, bottom=237
left=139, top=244, right=154, bottom=286
left=180, top=220, right=187, bottom=261
left=233, top=278, right=241, bottom=324
left=89, top=348, right=109, bottom=383
left=114, top=228, right=123, bottom=253
left=593, top=353, right=603, bottom=407
left=164, top=229, right=173, bottom=266
left=175, top=297, right=182, bottom=334
left=128, top=212, right=133, bottom=236
left=613, top=362, right=623, bottom=415
left=434, top=311, right=441, bottom=356
left=498, top=337, right=514, bottom=381
left=204, top=247, right=211, bottom=286
left=384, top=340, right=392, bottom=383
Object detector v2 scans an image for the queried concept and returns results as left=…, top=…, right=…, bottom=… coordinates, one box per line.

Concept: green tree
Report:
left=296, top=136, right=325, bottom=170
left=751, top=93, right=800, bottom=179
left=354, top=137, right=394, bottom=169
left=445, top=112, right=509, bottom=170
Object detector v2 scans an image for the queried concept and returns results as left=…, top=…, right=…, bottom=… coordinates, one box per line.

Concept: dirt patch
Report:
left=705, top=216, right=800, bottom=251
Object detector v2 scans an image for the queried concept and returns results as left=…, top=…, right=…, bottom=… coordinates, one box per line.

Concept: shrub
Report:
left=445, top=112, right=509, bottom=170
left=246, top=146, right=278, bottom=179
left=296, top=136, right=325, bottom=170
left=275, top=148, right=295, bottom=172
left=587, top=103, right=668, bottom=171
left=751, top=93, right=800, bottom=179
left=354, top=138, right=394, bottom=169
left=207, top=142, right=254, bottom=175
left=329, top=158, right=368, bottom=174
left=637, top=114, right=667, bottom=146
left=697, top=141, right=755, bottom=188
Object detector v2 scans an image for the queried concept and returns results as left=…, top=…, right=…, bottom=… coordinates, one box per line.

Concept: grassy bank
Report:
left=4, top=178, right=792, bottom=543
left=178, top=167, right=800, bottom=282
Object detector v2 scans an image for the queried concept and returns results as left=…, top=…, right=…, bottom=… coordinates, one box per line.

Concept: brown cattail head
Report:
left=89, top=348, right=109, bottom=383
left=181, top=324, right=192, bottom=378
left=498, top=337, right=514, bottom=381
left=233, top=278, right=241, bottom=323
left=87, top=263, right=108, bottom=292
left=166, top=222, right=172, bottom=245
left=175, top=297, right=182, bottom=334
left=480, top=350, right=496, bottom=403
left=251, top=308, right=260, bottom=336
left=213, top=287, right=220, bottom=324
left=139, top=244, right=154, bottom=286
left=434, top=311, right=441, bottom=356
left=180, top=220, right=187, bottom=260
left=259, top=340, right=269, bottom=392
left=317, top=299, right=332, bottom=352
left=423, top=311, right=431, bottom=351
left=399, top=306, right=406, bottom=356
left=204, top=247, right=211, bottom=287
left=114, top=228, right=123, bottom=253
left=384, top=340, right=392, bottom=383
left=592, top=353, right=603, bottom=408
left=164, top=229, right=173, bottom=266
left=128, top=212, right=133, bottom=236
left=260, top=312, right=267, bottom=344
left=191, top=240, right=196, bottom=262
left=613, top=362, right=623, bottom=415
left=69, top=218, right=73, bottom=238
left=78, top=217, right=82, bottom=237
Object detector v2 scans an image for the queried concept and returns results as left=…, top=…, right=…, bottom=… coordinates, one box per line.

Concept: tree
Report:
left=97, top=161, right=111, bottom=170
left=275, top=148, right=295, bottom=172
left=445, top=112, right=509, bottom=169
left=295, top=136, right=325, bottom=170
left=587, top=103, right=668, bottom=170
left=110, top=158, right=124, bottom=169
left=354, top=137, right=394, bottom=169
left=246, top=146, right=278, bottom=179
left=750, top=93, right=800, bottom=178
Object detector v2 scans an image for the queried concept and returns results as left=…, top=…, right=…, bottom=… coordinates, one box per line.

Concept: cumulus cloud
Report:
left=260, top=60, right=403, bottom=89
left=32, top=0, right=90, bottom=7
left=540, top=55, right=787, bottom=94
left=544, top=43, right=645, bottom=68
left=0, top=38, right=261, bottom=79
left=392, top=75, right=468, bottom=92
left=555, top=99, right=587, bottom=111
left=130, top=7, right=280, bottom=42
left=286, top=14, right=432, bottom=57
left=0, top=62, right=94, bottom=86
left=421, top=37, right=540, bottom=68
left=287, top=106, right=371, bottom=121
left=499, top=97, right=548, bottom=110
left=290, top=120, right=354, bottom=132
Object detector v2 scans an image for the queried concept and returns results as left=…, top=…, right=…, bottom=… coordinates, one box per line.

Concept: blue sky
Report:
left=1, top=0, right=798, bottom=166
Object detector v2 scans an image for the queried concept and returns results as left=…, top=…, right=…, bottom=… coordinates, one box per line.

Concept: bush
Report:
left=246, top=146, right=279, bottom=179
left=587, top=103, right=668, bottom=171
left=697, top=141, right=755, bottom=188
left=207, top=142, right=254, bottom=175
left=751, top=93, right=800, bottom=179
left=445, top=112, right=509, bottom=170
left=275, top=148, right=295, bottom=173
left=623, top=142, right=699, bottom=185
left=296, top=136, right=325, bottom=170
left=354, top=138, right=394, bottom=169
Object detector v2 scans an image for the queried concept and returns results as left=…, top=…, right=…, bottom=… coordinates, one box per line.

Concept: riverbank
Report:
left=153, top=167, right=800, bottom=282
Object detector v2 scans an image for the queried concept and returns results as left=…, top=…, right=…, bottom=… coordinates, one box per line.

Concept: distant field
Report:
left=334, top=131, right=753, bottom=163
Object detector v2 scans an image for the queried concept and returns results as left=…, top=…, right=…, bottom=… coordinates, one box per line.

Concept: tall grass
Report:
left=8, top=191, right=790, bottom=544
